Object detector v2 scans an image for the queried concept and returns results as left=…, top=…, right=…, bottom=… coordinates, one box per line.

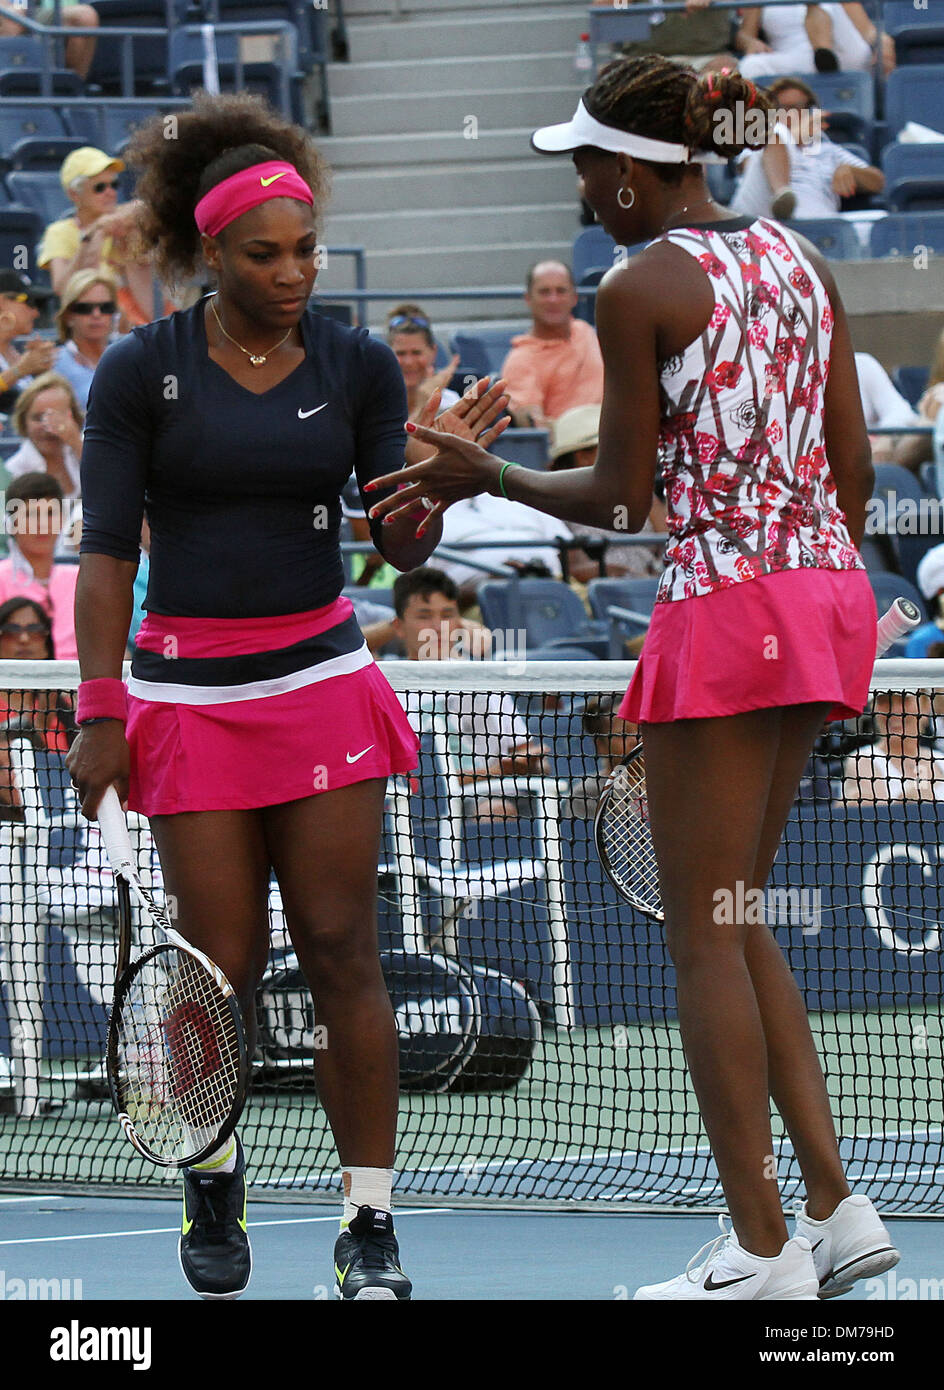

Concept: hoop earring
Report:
left=617, top=186, right=636, bottom=210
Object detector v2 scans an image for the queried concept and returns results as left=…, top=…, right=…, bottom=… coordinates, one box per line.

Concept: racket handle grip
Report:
left=876, top=596, right=923, bottom=658
left=97, top=785, right=137, bottom=877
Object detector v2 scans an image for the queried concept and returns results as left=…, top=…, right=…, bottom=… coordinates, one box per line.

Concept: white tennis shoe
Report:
left=634, top=1214, right=819, bottom=1300
left=794, top=1194, right=900, bottom=1298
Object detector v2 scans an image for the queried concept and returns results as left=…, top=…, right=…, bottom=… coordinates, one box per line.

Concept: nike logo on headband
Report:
left=260, top=171, right=288, bottom=187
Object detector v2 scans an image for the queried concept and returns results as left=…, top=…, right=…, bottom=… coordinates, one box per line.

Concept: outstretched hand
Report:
left=381, top=376, right=511, bottom=536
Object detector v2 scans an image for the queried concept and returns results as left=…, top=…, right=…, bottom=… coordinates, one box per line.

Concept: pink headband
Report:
left=194, top=160, right=314, bottom=238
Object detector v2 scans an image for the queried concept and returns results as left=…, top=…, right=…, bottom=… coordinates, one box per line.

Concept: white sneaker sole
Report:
left=334, top=1283, right=400, bottom=1300
left=819, top=1245, right=900, bottom=1299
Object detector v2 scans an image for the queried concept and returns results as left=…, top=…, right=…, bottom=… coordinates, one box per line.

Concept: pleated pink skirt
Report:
left=619, top=567, right=878, bottom=725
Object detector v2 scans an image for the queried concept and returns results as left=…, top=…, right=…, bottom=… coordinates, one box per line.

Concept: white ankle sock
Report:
left=192, top=1136, right=238, bottom=1174
left=341, top=1167, right=393, bottom=1227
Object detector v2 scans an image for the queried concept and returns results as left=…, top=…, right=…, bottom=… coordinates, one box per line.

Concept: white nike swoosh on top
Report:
left=298, top=404, right=329, bottom=419
left=346, top=745, right=374, bottom=764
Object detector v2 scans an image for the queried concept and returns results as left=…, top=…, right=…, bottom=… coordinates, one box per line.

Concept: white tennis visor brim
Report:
left=531, top=98, right=721, bottom=164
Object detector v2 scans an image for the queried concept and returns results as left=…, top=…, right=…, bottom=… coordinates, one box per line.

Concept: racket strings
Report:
left=115, top=948, right=242, bottom=1163
left=599, top=757, right=663, bottom=918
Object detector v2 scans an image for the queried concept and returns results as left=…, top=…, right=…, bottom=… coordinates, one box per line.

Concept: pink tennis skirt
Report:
left=125, top=601, right=418, bottom=816
left=619, top=566, right=878, bottom=725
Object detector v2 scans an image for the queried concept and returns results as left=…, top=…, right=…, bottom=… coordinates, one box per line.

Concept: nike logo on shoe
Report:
left=260, top=172, right=288, bottom=186
left=703, top=1271, right=757, bottom=1291
left=346, top=746, right=374, bottom=764
left=298, top=403, right=328, bottom=419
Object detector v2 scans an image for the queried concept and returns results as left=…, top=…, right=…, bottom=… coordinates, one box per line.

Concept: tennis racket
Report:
left=99, top=787, right=249, bottom=1167
left=594, top=596, right=923, bottom=920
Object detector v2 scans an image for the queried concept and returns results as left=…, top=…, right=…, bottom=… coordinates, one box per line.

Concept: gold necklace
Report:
left=660, top=199, right=716, bottom=232
left=210, top=295, right=294, bottom=367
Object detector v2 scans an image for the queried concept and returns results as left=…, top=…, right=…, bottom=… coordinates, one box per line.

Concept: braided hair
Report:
left=584, top=55, right=773, bottom=182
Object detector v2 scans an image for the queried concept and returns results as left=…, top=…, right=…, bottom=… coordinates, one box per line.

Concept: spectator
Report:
left=896, top=327, right=944, bottom=474
left=852, top=352, right=923, bottom=465
left=0, top=473, right=79, bottom=658
left=7, top=372, right=83, bottom=499
left=904, top=545, right=944, bottom=659
left=730, top=76, right=884, bottom=221
left=392, top=567, right=548, bottom=820
left=549, top=404, right=666, bottom=580
left=37, top=147, right=168, bottom=329
left=592, top=0, right=737, bottom=73
left=0, top=0, right=98, bottom=80
left=0, top=271, right=56, bottom=429
left=0, top=595, right=75, bottom=752
left=500, top=261, right=604, bottom=428
left=436, top=487, right=572, bottom=604
left=736, top=4, right=894, bottom=80
left=385, top=303, right=461, bottom=422
left=562, top=692, right=640, bottom=819
left=52, top=268, right=119, bottom=410
left=842, top=689, right=944, bottom=802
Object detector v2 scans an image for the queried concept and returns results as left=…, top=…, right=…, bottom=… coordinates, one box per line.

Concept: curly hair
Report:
left=585, top=55, right=774, bottom=182
left=125, top=90, right=331, bottom=286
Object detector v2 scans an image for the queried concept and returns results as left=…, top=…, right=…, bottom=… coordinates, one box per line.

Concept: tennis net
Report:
left=0, top=658, right=941, bottom=1213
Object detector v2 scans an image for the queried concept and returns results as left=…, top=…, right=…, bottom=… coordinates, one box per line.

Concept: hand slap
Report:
left=366, top=416, right=506, bottom=528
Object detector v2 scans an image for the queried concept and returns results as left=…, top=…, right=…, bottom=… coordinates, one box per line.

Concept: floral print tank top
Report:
left=653, top=217, right=862, bottom=603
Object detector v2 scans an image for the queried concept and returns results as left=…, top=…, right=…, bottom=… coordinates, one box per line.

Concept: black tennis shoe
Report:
left=333, top=1205, right=412, bottom=1301
left=178, top=1137, right=252, bottom=1300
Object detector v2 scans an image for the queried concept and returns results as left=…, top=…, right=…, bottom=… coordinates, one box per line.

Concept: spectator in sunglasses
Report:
left=0, top=270, right=57, bottom=428
left=52, top=269, right=119, bottom=410
left=385, top=303, right=461, bottom=422
left=7, top=373, right=83, bottom=501
left=37, top=147, right=172, bottom=330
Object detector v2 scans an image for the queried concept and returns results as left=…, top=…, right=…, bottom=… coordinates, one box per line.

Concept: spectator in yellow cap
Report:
left=0, top=0, right=98, bottom=80
left=37, top=147, right=168, bottom=329
left=549, top=404, right=667, bottom=581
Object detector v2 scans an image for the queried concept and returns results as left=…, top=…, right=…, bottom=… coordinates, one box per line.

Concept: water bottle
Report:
left=575, top=33, right=593, bottom=76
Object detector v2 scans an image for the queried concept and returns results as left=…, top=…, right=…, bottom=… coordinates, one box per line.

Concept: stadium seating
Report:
left=573, top=224, right=616, bottom=286
left=870, top=463, right=940, bottom=593
left=885, top=66, right=944, bottom=141
left=5, top=136, right=86, bottom=174
left=786, top=217, right=862, bottom=260
left=587, top=576, right=660, bottom=655
left=0, top=205, right=44, bottom=274
left=744, top=70, right=875, bottom=146
left=893, top=365, right=932, bottom=410
left=4, top=170, right=70, bottom=226
left=885, top=2, right=944, bottom=66
left=477, top=578, right=609, bottom=658
left=870, top=211, right=944, bottom=259
left=867, top=571, right=928, bottom=637
left=881, top=142, right=944, bottom=214
left=86, top=0, right=174, bottom=95
left=450, top=329, right=521, bottom=380
left=491, top=429, right=550, bottom=472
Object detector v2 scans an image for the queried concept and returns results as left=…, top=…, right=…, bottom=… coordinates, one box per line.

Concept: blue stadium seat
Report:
left=450, top=328, right=520, bottom=380
left=573, top=225, right=616, bottom=285
left=885, top=2, right=944, bottom=65
left=491, top=429, right=550, bottom=472
left=867, top=571, right=927, bottom=635
left=871, top=463, right=940, bottom=592
left=869, top=211, right=944, bottom=258
left=4, top=171, right=70, bottom=227
left=6, top=136, right=87, bottom=173
left=477, top=578, right=608, bottom=658
left=804, top=71, right=874, bottom=145
left=0, top=104, right=67, bottom=153
left=881, top=142, right=944, bottom=213
left=586, top=576, right=660, bottom=655
left=0, top=68, right=84, bottom=97
left=787, top=217, right=862, bottom=260
left=0, top=206, right=44, bottom=277
left=0, top=36, right=46, bottom=71
left=87, top=0, right=173, bottom=93
left=170, top=25, right=301, bottom=118
left=893, top=365, right=931, bottom=410
left=885, top=66, right=944, bottom=141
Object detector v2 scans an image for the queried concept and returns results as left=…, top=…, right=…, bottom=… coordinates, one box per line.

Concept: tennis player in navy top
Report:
left=66, top=91, right=509, bottom=1301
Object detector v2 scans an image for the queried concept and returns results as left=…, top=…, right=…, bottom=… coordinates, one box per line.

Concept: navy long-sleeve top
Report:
left=80, top=301, right=406, bottom=618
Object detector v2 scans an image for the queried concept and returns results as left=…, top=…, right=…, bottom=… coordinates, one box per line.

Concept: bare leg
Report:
left=805, top=4, right=836, bottom=52
left=643, top=709, right=788, bottom=1256
left=262, top=780, right=398, bottom=1166
left=63, top=6, right=99, bottom=81
left=745, top=705, right=852, bottom=1220
left=148, top=810, right=272, bottom=1056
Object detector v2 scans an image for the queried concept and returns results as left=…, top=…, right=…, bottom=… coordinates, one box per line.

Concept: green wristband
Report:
left=498, top=461, right=519, bottom=500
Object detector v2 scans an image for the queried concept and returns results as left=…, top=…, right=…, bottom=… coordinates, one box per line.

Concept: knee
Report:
left=68, top=8, right=99, bottom=27
left=289, top=911, right=380, bottom=994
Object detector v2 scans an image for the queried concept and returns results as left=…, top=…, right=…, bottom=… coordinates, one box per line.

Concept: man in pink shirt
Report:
left=0, top=473, right=79, bottom=659
left=500, top=261, right=605, bottom=428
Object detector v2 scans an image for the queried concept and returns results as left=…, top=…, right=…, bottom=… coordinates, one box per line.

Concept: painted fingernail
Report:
left=363, top=482, right=376, bottom=492
left=406, top=422, right=417, bottom=433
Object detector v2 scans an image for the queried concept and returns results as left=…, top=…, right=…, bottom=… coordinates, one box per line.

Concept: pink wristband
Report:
left=76, top=678, right=128, bottom=725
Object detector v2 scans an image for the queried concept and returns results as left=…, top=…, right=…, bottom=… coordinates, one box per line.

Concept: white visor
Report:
left=531, top=98, right=723, bottom=164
